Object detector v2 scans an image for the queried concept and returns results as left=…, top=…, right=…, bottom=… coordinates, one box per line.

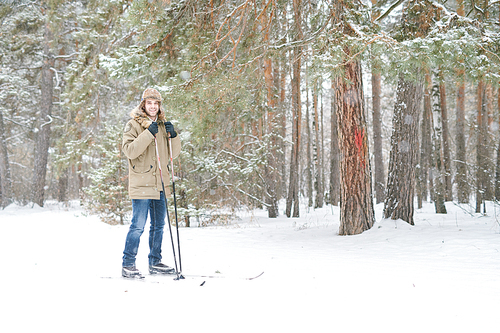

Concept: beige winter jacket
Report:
left=122, top=107, right=181, bottom=199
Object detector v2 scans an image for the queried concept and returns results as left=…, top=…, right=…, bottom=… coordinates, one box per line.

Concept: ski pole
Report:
left=168, top=135, right=183, bottom=275
left=154, top=136, right=182, bottom=280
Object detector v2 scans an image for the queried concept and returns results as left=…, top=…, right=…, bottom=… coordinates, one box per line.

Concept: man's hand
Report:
left=165, top=121, right=177, bottom=138
left=148, top=122, right=159, bottom=136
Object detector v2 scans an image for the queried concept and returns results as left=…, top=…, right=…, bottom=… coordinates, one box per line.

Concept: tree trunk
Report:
left=370, top=0, right=384, bottom=205
left=476, top=81, right=486, bottom=213
left=313, top=90, right=324, bottom=208
left=496, top=87, right=500, bottom=200
left=286, top=0, right=302, bottom=218
left=455, top=81, right=468, bottom=203
left=329, top=79, right=340, bottom=206
left=286, top=45, right=302, bottom=218
left=417, top=72, right=432, bottom=208
left=262, top=11, right=279, bottom=218
left=476, top=82, right=484, bottom=212
left=277, top=59, right=286, bottom=201
left=272, top=51, right=287, bottom=202
left=438, top=78, right=452, bottom=201
left=32, top=22, right=54, bottom=207
left=484, top=83, right=494, bottom=200
left=0, top=110, right=12, bottom=208
left=57, top=168, right=68, bottom=202
left=317, top=94, right=325, bottom=208
left=335, top=58, right=375, bottom=235
left=433, top=124, right=447, bottom=214
left=496, top=0, right=500, bottom=200
left=305, top=65, right=313, bottom=208
left=455, top=0, right=469, bottom=204
left=404, top=0, right=441, bottom=208
left=371, top=71, right=385, bottom=204
left=384, top=75, right=423, bottom=225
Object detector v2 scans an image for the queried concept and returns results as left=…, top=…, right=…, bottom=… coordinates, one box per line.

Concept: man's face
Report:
left=145, top=99, right=159, bottom=119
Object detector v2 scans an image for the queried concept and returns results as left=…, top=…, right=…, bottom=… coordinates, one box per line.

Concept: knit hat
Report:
left=141, top=88, right=162, bottom=102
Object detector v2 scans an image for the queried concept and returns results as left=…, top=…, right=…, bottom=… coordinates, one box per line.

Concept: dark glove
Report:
left=148, top=122, right=158, bottom=136
left=165, top=121, right=177, bottom=138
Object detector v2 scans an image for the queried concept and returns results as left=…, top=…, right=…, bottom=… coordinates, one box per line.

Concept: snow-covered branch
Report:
left=220, top=149, right=251, bottom=163
left=221, top=182, right=271, bottom=208
left=4, top=117, right=26, bottom=127
left=50, top=67, right=60, bottom=89
left=375, top=0, right=405, bottom=22
left=53, top=52, right=79, bottom=60
left=40, top=115, right=53, bottom=129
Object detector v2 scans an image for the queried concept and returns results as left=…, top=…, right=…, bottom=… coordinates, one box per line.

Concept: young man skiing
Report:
left=121, top=88, right=181, bottom=278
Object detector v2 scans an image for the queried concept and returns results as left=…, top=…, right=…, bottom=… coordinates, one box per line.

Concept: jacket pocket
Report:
left=131, top=154, right=153, bottom=174
left=129, top=164, right=156, bottom=192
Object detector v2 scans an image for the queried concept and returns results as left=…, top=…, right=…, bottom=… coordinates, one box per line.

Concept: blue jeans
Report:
left=122, top=192, right=167, bottom=267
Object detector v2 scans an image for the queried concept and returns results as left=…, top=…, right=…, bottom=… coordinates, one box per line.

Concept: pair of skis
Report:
left=103, top=271, right=264, bottom=284
left=187, top=271, right=264, bottom=281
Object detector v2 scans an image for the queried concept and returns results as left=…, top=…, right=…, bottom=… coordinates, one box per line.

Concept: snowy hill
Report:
left=1, top=201, right=499, bottom=332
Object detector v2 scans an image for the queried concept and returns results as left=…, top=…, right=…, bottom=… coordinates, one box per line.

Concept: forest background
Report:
left=0, top=0, right=499, bottom=235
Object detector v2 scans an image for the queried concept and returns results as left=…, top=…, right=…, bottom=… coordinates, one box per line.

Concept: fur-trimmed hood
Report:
left=129, top=102, right=166, bottom=129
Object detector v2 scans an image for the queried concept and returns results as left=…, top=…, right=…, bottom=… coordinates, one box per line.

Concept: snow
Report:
left=1, top=200, right=499, bottom=332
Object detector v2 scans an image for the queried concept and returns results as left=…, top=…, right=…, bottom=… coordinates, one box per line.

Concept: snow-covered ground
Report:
left=1, top=200, right=499, bottom=332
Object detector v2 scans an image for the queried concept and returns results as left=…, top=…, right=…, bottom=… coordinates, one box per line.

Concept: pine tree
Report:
left=433, top=89, right=447, bottom=214
left=286, top=0, right=303, bottom=218
left=438, top=74, right=452, bottom=202
left=496, top=85, right=500, bottom=200
left=0, top=1, right=47, bottom=205
left=384, top=74, right=423, bottom=225
left=370, top=0, right=385, bottom=205
left=329, top=79, right=340, bottom=206
left=384, top=0, right=437, bottom=225
left=0, top=110, right=11, bottom=208
left=417, top=72, right=433, bottom=208
left=332, top=1, right=375, bottom=235
left=454, top=0, right=469, bottom=204
left=82, top=123, right=130, bottom=225
left=32, top=17, right=54, bottom=207
left=55, top=0, right=135, bottom=211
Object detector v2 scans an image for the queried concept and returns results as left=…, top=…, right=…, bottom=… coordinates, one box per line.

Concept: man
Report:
left=121, top=88, right=181, bottom=278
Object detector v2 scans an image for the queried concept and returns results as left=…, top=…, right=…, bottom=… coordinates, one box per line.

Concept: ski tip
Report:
left=248, top=271, right=264, bottom=280
left=122, top=272, right=146, bottom=279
